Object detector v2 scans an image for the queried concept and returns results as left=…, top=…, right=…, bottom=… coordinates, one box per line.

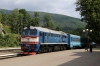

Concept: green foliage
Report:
left=1, top=13, right=8, bottom=25
left=31, top=12, right=40, bottom=26
left=0, top=9, right=12, bottom=14
left=56, top=26, right=61, bottom=31
left=19, top=9, right=31, bottom=27
left=76, top=0, right=100, bottom=43
left=49, top=20, right=56, bottom=29
left=18, top=13, right=24, bottom=34
left=0, top=34, right=20, bottom=48
left=43, top=14, right=56, bottom=29
left=8, top=8, right=19, bottom=33
left=67, top=28, right=84, bottom=36
left=0, top=9, right=86, bottom=32
left=0, top=8, right=87, bottom=47
left=3, top=25, right=11, bottom=33
left=38, top=12, right=86, bottom=31
left=0, top=13, right=2, bottom=23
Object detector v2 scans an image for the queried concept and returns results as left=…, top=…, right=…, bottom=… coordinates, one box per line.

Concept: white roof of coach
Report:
left=69, top=34, right=80, bottom=37
left=24, top=26, right=67, bottom=36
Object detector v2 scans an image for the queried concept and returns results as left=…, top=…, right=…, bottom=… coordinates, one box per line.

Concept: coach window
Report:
left=51, top=34, right=52, bottom=37
left=59, top=35, right=60, bottom=37
left=45, top=33, right=47, bottom=36
left=45, top=33, right=46, bottom=36
left=54, top=34, right=56, bottom=37
left=47, top=33, right=49, bottom=36
left=55, top=34, right=57, bottom=37
left=49, top=33, right=51, bottom=37
left=47, top=33, right=49, bottom=38
left=64, top=36, right=67, bottom=38
left=62, top=35, right=64, bottom=38
left=52, top=34, right=54, bottom=37
left=57, top=35, right=58, bottom=37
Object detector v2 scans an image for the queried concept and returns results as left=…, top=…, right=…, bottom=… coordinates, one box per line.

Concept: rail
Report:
left=0, top=53, right=19, bottom=57
left=0, top=48, right=21, bottom=59
left=0, top=47, right=20, bottom=52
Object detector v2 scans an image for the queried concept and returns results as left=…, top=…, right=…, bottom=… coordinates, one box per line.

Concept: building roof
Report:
left=24, top=26, right=67, bottom=36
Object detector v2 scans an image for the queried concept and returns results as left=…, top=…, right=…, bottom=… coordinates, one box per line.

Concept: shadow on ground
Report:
left=58, top=50, right=100, bottom=66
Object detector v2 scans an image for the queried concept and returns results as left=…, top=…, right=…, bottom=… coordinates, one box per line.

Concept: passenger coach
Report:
left=67, top=34, right=82, bottom=49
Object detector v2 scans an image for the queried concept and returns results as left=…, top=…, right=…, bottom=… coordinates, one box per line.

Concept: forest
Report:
left=0, top=8, right=86, bottom=47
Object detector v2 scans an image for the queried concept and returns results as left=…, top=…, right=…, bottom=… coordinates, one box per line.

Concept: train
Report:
left=20, top=26, right=83, bottom=55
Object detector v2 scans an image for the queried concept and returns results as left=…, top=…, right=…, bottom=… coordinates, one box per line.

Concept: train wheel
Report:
left=44, top=48, right=48, bottom=53
left=52, top=47, right=55, bottom=52
left=60, top=46, right=63, bottom=51
left=48, top=47, right=52, bottom=52
left=63, top=46, right=66, bottom=50
left=37, top=49, right=41, bottom=54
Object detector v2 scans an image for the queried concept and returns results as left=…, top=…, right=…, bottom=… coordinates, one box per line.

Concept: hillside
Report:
left=0, top=8, right=86, bottom=31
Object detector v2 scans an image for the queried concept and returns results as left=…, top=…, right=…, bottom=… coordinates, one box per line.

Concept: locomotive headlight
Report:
left=29, top=38, right=35, bottom=42
left=21, top=38, right=30, bottom=42
left=32, top=38, right=35, bottom=40
left=21, top=37, right=39, bottom=42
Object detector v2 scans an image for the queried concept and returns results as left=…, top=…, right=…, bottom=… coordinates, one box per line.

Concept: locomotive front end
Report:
left=21, top=36, right=39, bottom=51
left=20, top=27, right=40, bottom=55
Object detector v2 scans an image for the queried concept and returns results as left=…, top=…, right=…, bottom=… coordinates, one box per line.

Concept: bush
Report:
left=0, top=33, right=20, bottom=48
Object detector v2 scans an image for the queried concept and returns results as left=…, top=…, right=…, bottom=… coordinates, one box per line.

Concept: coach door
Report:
left=40, top=32, right=45, bottom=43
left=42, top=32, right=45, bottom=43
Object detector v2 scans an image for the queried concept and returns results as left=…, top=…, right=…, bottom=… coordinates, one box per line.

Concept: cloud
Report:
left=0, top=0, right=80, bottom=18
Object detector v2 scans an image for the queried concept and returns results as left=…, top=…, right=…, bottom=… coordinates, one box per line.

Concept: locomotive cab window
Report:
left=21, top=29, right=37, bottom=35
left=21, top=29, right=29, bottom=35
left=30, top=29, right=37, bottom=35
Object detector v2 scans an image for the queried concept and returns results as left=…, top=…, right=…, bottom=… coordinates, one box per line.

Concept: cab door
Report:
left=39, top=32, right=45, bottom=43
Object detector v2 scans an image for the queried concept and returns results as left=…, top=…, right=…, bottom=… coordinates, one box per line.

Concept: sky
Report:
left=0, top=0, right=81, bottom=18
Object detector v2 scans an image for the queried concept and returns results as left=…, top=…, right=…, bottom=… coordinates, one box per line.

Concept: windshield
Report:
left=21, top=29, right=28, bottom=35
left=21, top=29, right=37, bottom=35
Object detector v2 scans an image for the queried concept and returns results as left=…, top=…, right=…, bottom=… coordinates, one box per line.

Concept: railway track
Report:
left=0, top=48, right=21, bottom=59
left=0, top=47, right=20, bottom=52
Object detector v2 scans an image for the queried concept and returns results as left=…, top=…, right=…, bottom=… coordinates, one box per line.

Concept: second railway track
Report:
left=0, top=48, right=22, bottom=59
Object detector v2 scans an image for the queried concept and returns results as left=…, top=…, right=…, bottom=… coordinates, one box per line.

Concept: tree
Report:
left=75, top=0, right=100, bottom=43
left=18, top=13, right=24, bottom=34
left=1, top=13, right=8, bottom=25
left=19, top=9, right=31, bottom=27
left=56, top=26, right=61, bottom=31
left=8, top=8, right=19, bottom=33
left=43, top=14, right=55, bottom=29
left=31, top=12, right=40, bottom=26
left=0, top=13, right=2, bottom=28
left=0, top=13, right=2, bottom=23
left=49, top=20, right=56, bottom=29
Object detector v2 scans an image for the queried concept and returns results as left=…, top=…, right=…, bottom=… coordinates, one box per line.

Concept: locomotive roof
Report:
left=24, top=26, right=67, bottom=36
